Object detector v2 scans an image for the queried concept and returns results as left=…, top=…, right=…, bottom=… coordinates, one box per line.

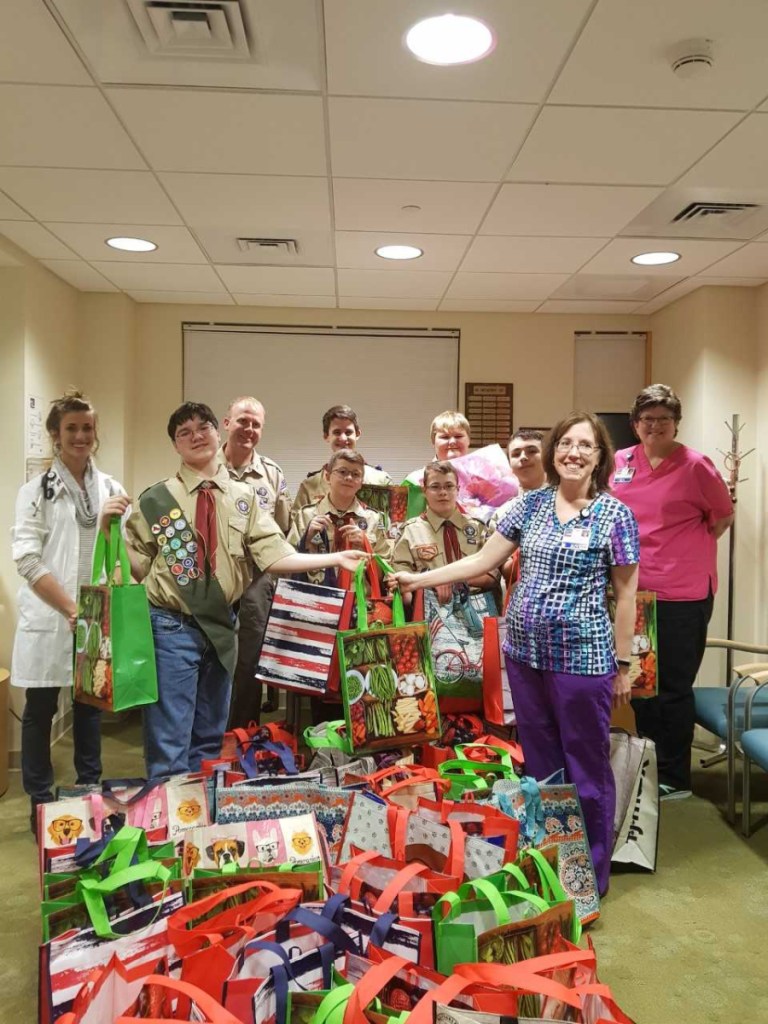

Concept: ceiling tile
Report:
left=159, top=174, right=330, bottom=231
left=325, top=0, right=592, bottom=102
left=461, top=236, right=608, bottom=274
left=0, top=0, right=91, bottom=85
left=679, top=114, right=768, bottom=190
left=52, top=0, right=323, bottom=90
left=330, top=98, right=536, bottom=181
left=232, top=294, right=337, bottom=308
left=108, top=90, right=326, bottom=175
left=481, top=184, right=661, bottom=236
left=91, top=262, right=225, bottom=292
left=508, top=107, right=739, bottom=186
left=697, top=244, right=768, bottom=277
left=336, top=232, right=470, bottom=272
left=338, top=297, right=438, bottom=311
left=45, top=224, right=208, bottom=263
left=216, top=266, right=335, bottom=295
left=619, top=186, right=768, bottom=240
left=445, top=273, right=569, bottom=301
left=537, top=300, right=644, bottom=314
left=0, top=169, right=182, bottom=224
left=579, top=237, right=743, bottom=276
left=0, top=85, right=144, bottom=169
left=438, top=299, right=541, bottom=313
left=0, top=191, right=32, bottom=220
left=127, top=291, right=235, bottom=305
left=0, top=221, right=74, bottom=259
left=552, top=274, right=682, bottom=301
left=337, top=269, right=451, bottom=298
left=195, top=228, right=333, bottom=267
left=333, top=179, right=496, bottom=234
left=39, top=260, right=118, bottom=291
left=551, top=0, right=768, bottom=110
left=690, top=275, right=767, bottom=286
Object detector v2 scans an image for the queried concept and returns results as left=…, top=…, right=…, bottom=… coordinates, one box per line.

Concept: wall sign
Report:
left=465, top=382, right=514, bottom=448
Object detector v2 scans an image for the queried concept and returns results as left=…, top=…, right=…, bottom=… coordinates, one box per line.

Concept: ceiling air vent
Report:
left=672, top=201, right=759, bottom=224
left=237, top=238, right=300, bottom=256
left=126, top=0, right=250, bottom=58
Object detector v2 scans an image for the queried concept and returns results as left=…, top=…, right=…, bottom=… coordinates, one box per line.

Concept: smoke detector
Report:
left=669, top=38, right=714, bottom=79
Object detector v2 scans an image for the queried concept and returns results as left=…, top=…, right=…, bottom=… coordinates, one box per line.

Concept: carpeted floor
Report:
left=2, top=713, right=767, bottom=1023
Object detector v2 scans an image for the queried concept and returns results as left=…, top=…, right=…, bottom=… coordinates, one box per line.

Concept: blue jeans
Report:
left=21, top=687, right=102, bottom=805
left=144, top=607, right=233, bottom=779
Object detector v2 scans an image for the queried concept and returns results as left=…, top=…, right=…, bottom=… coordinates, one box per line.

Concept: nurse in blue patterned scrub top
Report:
left=389, top=412, right=639, bottom=898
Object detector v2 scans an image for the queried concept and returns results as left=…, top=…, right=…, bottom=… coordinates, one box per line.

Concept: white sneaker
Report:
left=659, top=784, right=692, bottom=801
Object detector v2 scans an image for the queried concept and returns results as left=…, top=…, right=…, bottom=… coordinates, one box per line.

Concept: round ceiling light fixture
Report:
left=405, top=14, right=495, bottom=66
left=105, top=236, right=158, bottom=252
left=631, top=250, right=681, bottom=266
left=375, top=244, right=424, bottom=261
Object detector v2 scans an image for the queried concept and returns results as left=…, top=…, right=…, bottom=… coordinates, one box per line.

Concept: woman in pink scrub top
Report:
left=612, top=384, right=733, bottom=801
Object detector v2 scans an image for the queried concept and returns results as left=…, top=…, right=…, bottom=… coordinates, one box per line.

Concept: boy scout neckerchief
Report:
left=328, top=510, right=356, bottom=551
left=194, top=480, right=218, bottom=578
left=140, top=481, right=236, bottom=675
left=441, top=519, right=462, bottom=563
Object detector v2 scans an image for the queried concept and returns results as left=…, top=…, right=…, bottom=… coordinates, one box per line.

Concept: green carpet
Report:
left=2, top=714, right=767, bottom=1023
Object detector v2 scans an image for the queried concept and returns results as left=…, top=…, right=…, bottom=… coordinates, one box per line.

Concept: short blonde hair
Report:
left=227, top=396, right=264, bottom=415
left=430, top=410, right=470, bottom=443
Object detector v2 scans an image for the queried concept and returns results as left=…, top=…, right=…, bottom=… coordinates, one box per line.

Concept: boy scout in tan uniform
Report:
left=219, top=397, right=292, bottom=724
left=116, top=402, right=366, bottom=780
left=291, top=403, right=392, bottom=515
left=288, top=451, right=392, bottom=584
left=391, top=461, right=501, bottom=607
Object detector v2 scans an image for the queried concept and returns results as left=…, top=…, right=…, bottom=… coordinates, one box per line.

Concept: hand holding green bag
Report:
left=74, top=517, right=158, bottom=712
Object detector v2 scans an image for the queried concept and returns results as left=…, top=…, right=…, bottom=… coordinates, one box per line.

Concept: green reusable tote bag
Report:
left=74, top=518, right=158, bottom=712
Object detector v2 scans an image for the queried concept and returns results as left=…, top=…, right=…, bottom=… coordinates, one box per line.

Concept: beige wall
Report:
left=131, top=302, right=649, bottom=494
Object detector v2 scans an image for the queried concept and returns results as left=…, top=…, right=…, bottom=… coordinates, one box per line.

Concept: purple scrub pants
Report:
left=504, top=656, right=615, bottom=897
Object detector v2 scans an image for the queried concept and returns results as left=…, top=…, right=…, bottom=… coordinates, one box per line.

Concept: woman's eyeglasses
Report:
left=555, top=439, right=600, bottom=456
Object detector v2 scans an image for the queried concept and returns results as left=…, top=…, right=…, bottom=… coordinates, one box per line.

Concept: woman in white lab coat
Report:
left=11, top=389, right=129, bottom=833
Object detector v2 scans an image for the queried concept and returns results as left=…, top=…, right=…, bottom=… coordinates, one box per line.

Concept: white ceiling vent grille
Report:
left=672, top=201, right=759, bottom=224
left=237, top=238, right=300, bottom=256
left=126, top=0, right=251, bottom=58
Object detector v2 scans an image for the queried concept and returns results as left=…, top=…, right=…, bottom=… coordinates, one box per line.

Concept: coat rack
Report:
left=718, top=414, right=754, bottom=680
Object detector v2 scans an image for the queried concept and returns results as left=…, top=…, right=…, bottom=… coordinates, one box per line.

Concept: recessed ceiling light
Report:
left=631, top=250, right=681, bottom=266
left=375, top=245, right=424, bottom=261
left=405, top=14, right=495, bottom=66
left=106, top=236, right=157, bottom=253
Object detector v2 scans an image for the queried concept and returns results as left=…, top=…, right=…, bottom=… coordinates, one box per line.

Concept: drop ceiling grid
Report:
left=0, top=1, right=767, bottom=309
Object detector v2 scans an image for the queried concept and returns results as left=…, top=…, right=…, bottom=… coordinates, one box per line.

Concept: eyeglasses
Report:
left=637, top=415, right=674, bottom=426
left=175, top=422, right=215, bottom=442
left=331, top=468, right=364, bottom=481
left=555, top=439, right=600, bottom=456
left=426, top=483, right=457, bottom=493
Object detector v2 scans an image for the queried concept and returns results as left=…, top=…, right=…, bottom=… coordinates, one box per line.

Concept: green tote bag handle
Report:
left=352, top=555, right=404, bottom=632
left=91, top=517, right=131, bottom=586
left=77, top=858, right=173, bottom=939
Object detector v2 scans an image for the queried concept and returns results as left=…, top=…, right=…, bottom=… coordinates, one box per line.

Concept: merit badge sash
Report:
left=140, top=482, right=236, bottom=675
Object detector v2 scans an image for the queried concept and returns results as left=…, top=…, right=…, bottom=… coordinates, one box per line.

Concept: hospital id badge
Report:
left=562, top=525, right=591, bottom=551
left=613, top=466, right=635, bottom=484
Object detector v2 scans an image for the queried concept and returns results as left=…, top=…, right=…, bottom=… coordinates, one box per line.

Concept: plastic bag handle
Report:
left=114, top=973, right=243, bottom=1023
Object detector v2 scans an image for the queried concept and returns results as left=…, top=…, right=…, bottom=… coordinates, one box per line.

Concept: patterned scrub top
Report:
left=496, top=486, right=639, bottom=675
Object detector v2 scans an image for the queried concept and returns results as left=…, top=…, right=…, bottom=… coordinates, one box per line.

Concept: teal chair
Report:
left=741, top=679, right=768, bottom=836
left=693, top=638, right=768, bottom=824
